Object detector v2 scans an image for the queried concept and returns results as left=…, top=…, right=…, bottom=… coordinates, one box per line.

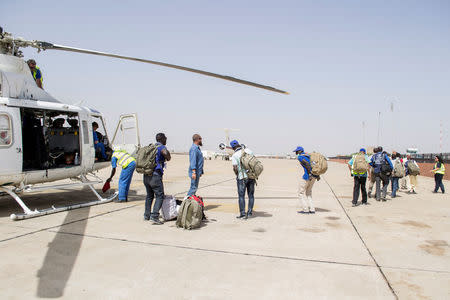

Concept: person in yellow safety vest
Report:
left=27, top=59, right=43, bottom=89
left=430, top=155, right=445, bottom=194
left=107, top=150, right=136, bottom=202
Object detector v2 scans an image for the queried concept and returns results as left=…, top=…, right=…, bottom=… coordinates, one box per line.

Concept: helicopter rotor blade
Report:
left=37, top=42, right=289, bottom=95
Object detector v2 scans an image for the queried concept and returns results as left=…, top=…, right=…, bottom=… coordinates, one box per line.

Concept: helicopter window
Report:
left=0, top=113, right=13, bottom=147
left=82, top=120, right=89, bottom=144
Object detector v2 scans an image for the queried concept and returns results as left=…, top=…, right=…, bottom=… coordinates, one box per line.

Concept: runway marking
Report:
left=323, top=177, right=399, bottom=299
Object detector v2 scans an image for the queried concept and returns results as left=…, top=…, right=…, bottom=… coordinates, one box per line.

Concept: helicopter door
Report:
left=0, top=108, right=22, bottom=175
left=111, top=114, right=141, bottom=156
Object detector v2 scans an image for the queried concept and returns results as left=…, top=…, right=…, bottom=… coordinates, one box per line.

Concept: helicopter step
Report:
left=0, top=174, right=118, bottom=221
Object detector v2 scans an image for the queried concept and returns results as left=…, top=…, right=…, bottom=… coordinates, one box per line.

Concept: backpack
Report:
left=375, top=153, right=392, bottom=175
left=308, top=152, right=328, bottom=175
left=240, top=150, right=264, bottom=180
left=176, top=196, right=204, bottom=230
left=161, top=195, right=178, bottom=221
left=135, top=144, right=158, bottom=175
left=353, top=153, right=369, bottom=174
left=392, top=159, right=405, bottom=177
left=407, top=161, right=420, bottom=176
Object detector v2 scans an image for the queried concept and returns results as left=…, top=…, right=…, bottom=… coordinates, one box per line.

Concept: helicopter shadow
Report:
left=36, top=205, right=90, bottom=298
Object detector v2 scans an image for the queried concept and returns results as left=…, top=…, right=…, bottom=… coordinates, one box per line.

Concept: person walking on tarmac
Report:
left=431, top=155, right=445, bottom=194
left=348, top=148, right=371, bottom=206
left=144, top=133, right=171, bottom=224
left=370, top=147, right=393, bottom=201
left=27, top=59, right=43, bottom=89
left=107, top=149, right=136, bottom=202
left=231, top=140, right=255, bottom=219
left=295, top=146, right=318, bottom=214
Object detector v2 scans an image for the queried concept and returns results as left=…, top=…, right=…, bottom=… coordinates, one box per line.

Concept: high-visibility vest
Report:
left=435, top=163, right=445, bottom=175
left=32, top=66, right=43, bottom=84
left=112, top=151, right=135, bottom=169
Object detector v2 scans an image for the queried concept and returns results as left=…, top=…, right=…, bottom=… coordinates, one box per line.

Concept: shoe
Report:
left=352, top=203, right=358, bottom=207
left=246, top=212, right=253, bottom=218
left=309, top=210, right=316, bottom=214
left=368, top=193, right=372, bottom=198
left=298, top=211, right=309, bottom=214
left=236, top=215, right=247, bottom=219
left=376, top=198, right=381, bottom=201
left=114, top=199, right=126, bottom=203
left=362, top=202, right=369, bottom=205
left=432, top=191, right=438, bottom=194
left=413, top=191, right=417, bottom=194
left=150, top=217, right=163, bottom=225
left=382, top=198, right=387, bottom=202
left=144, top=216, right=150, bottom=221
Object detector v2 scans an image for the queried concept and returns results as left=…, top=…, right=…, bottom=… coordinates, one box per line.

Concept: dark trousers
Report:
left=237, top=178, right=255, bottom=216
left=375, top=173, right=389, bottom=200
left=144, top=172, right=165, bottom=219
left=434, top=174, right=445, bottom=193
left=353, top=176, right=367, bottom=204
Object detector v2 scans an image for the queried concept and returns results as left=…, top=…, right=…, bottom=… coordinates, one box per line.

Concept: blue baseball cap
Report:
left=360, top=148, right=366, bottom=153
left=293, top=146, right=304, bottom=153
left=230, top=140, right=239, bottom=148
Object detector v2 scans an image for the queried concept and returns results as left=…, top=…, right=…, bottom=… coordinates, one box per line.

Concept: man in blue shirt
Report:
left=187, top=134, right=204, bottom=198
left=143, top=133, right=171, bottom=225
left=370, top=146, right=393, bottom=201
left=294, top=146, right=317, bottom=214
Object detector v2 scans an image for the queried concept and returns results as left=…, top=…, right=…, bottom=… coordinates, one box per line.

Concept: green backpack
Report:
left=240, top=150, right=264, bottom=180
left=407, top=161, right=420, bottom=176
left=176, top=198, right=203, bottom=230
left=135, top=144, right=158, bottom=175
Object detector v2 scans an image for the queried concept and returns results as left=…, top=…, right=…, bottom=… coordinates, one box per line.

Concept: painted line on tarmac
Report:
left=0, top=204, right=141, bottom=243
left=323, top=177, right=399, bottom=299
left=46, top=229, right=379, bottom=269
left=173, top=178, right=236, bottom=196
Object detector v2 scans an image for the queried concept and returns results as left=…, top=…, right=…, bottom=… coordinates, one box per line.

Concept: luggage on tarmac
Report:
left=161, top=195, right=178, bottom=221
left=309, top=152, right=328, bottom=175
left=135, top=144, right=158, bottom=175
left=176, top=195, right=204, bottom=230
left=240, top=151, right=264, bottom=180
left=407, top=161, right=420, bottom=176
left=393, top=160, right=405, bottom=177
left=353, top=153, right=369, bottom=173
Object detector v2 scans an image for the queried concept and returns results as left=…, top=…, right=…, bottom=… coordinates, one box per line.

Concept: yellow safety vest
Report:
left=435, top=163, right=445, bottom=175
left=32, top=66, right=43, bottom=84
left=112, top=151, right=135, bottom=169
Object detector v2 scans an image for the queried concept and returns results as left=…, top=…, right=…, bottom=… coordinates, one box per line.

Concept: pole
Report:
left=362, top=121, right=366, bottom=146
left=377, top=112, right=381, bottom=146
left=440, top=120, right=443, bottom=154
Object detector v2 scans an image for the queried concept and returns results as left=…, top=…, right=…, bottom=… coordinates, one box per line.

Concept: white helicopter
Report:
left=0, top=27, right=287, bottom=220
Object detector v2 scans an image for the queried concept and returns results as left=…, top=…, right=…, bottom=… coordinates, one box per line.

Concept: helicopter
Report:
left=0, top=27, right=287, bottom=220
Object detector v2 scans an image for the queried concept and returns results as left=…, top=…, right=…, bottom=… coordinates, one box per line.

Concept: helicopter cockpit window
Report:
left=0, top=113, right=13, bottom=147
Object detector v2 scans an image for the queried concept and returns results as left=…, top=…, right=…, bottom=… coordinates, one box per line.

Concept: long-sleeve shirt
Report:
left=297, top=154, right=312, bottom=180
left=188, top=144, right=204, bottom=177
left=370, top=152, right=393, bottom=174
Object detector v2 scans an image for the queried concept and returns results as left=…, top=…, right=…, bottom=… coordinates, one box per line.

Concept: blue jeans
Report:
left=144, top=172, right=165, bottom=219
left=187, top=176, right=200, bottom=196
left=95, top=142, right=107, bottom=159
left=391, top=177, right=399, bottom=197
left=118, top=161, right=135, bottom=201
left=237, top=178, right=255, bottom=216
left=434, top=174, right=445, bottom=193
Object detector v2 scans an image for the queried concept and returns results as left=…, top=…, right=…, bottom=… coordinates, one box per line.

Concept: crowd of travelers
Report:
left=348, top=147, right=446, bottom=206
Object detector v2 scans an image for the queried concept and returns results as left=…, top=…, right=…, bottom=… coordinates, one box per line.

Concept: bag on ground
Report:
left=393, top=160, right=405, bottom=177
left=309, top=152, right=328, bottom=175
left=407, top=161, right=420, bottom=176
left=161, top=195, right=178, bottom=221
left=240, top=151, right=264, bottom=180
left=353, top=153, right=369, bottom=173
left=135, top=144, right=158, bottom=174
left=176, top=196, right=204, bottom=230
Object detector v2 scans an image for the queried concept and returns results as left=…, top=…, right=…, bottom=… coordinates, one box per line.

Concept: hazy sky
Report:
left=2, top=0, right=449, bottom=155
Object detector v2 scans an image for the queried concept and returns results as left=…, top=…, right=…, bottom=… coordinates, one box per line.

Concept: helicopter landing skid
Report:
left=1, top=176, right=118, bottom=221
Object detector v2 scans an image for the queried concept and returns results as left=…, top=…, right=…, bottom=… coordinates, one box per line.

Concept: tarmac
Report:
left=0, top=154, right=448, bottom=299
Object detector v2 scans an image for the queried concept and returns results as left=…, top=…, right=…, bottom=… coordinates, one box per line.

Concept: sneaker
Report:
left=246, top=212, right=253, bottom=218
left=432, top=191, right=438, bottom=194
left=382, top=198, right=387, bottom=202
left=144, top=216, right=150, bottom=221
left=309, top=210, right=316, bottom=214
left=368, top=193, right=372, bottom=198
left=362, top=202, right=369, bottom=205
left=150, top=217, right=163, bottom=225
left=236, top=214, right=247, bottom=219
left=352, top=203, right=359, bottom=207
left=298, top=211, right=309, bottom=214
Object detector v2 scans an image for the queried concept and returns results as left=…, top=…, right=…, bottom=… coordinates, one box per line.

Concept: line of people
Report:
left=349, top=147, right=446, bottom=206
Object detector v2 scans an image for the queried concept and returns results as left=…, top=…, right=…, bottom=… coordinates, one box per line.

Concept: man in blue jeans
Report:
left=187, top=134, right=204, bottom=198
left=144, top=133, right=171, bottom=224
left=231, top=140, right=255, bottom=219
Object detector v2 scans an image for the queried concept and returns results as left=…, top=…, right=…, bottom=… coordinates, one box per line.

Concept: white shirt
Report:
left=232, top=148, right=253, bottom=180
